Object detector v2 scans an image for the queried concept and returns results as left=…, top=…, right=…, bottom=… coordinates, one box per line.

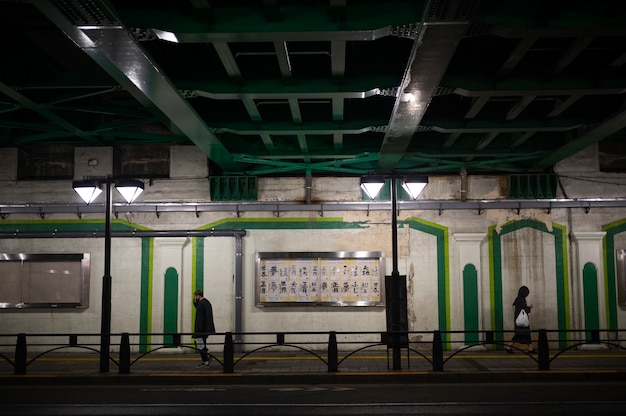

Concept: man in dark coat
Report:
left=193, top=289, right=216, bottom=367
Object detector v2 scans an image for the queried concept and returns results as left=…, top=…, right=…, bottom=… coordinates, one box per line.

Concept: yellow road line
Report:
left=523, top=369, right=618, bottom=374
left=149, top=373, right=243, bottom=377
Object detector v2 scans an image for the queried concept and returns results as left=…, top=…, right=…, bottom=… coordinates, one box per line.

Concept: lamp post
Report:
left=361, top=175, right=427, bottom=370
left=73, top=175, right=144, bottom=372
left=389, top=179, right=403, bottom=370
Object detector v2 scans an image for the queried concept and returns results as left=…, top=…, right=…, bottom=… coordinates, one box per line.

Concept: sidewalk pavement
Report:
left=2, top=349, right=626, bottom=385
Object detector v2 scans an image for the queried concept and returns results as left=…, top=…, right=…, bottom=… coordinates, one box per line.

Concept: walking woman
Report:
left=505, top=285, right=535, bottom=353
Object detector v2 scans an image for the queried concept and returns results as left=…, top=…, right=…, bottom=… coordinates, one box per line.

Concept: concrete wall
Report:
left=0, top=144, right=625, bottom=353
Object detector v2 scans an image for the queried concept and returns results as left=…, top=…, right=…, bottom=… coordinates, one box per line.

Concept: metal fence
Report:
left=1, top=329, right=624, bottom=375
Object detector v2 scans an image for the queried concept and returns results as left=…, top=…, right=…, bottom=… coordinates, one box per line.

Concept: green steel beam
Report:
left=232, top=153, right=379, bottom=175
left=0, top=82, right=101, bottom=144
left=534, top=109, right=626, bottom=170
left=207, top=118, right=584, bottom=136
left=426, top=119, right=585, bottom=133
left=183, top=77, right=400, bottom=98
left=34, top=0, right=239, bottom=172
left=211, top=120, right=389, bottom=135
left=450, top=87, right=626, bottom=98
left=118, top=1, right=427, bottom=37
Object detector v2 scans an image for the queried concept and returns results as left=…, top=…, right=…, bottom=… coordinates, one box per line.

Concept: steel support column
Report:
left=100, top=176, right=113, bottom=373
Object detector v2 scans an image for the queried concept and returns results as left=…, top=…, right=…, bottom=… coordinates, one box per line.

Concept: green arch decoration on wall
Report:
left=404, top=217, right=450, bottom=341
left=1, top=216, right=447, bottom=350
left=194, top=217, right=451, bottom=341
left=0, top=219, right=156, bottom=353
left=488, top=219, right=570, bottom=348
left=190, top=217, right=373, bottom=333
left=601, top=217, right=626, bottom=332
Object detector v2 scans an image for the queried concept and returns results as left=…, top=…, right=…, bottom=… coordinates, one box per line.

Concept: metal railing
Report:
left=1, top=329, right=624, bottom=375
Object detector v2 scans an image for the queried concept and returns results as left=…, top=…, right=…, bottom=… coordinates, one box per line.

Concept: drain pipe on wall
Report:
left=460, top=169, right=468, bottom=202
left=305, top=170, right=313, bottom=204
left=0, top=229, right=246, bottom=352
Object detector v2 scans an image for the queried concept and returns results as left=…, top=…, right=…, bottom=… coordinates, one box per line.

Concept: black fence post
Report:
left=223, top=332, right=234, bottom=373
left=391, top=331, right=402, bottom=370
left=590, top=329, right=600, bottom=344
left=538, top=329, right=550, bottom=371
left=484, top=330, right=494, bottom=345
left=119, top=333, right=131, bottom=374
left=328, top=331, right=338, bottom=372
left=15, top=333, right=27, bottom=375
left=432, top=330, right=444, bottom=372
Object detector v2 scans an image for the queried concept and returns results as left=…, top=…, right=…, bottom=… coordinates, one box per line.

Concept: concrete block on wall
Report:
left=258, top=177, right=306, bottom=201
left=555, top=144, right=599, bottom=173
left=74, top=147, right=114, bottom=179
left=0, top=148, right=17, bottom=181
left=170, top=146, right=208, bottom=179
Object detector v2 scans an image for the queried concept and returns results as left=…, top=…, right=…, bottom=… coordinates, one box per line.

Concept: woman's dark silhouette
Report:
left=505, top=285, right=535, bottom=353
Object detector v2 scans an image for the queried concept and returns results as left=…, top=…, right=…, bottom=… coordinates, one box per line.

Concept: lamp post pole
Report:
left=100, top=176, right=113, bottom=373
left=389, top=178, right=403, bottom=370
left=74, top=175, right=143, bottom=373
left=391, top=179, right=399, bottom=282
left=363, top=175, right=424, bottom=370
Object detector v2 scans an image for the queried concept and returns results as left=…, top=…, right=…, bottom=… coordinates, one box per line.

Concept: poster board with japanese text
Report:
left=256, top=252, right=384, bottom=306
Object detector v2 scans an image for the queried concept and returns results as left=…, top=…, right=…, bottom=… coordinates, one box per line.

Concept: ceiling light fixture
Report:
left=401, top=176, right=428, bottom=200
left=360, top=176, right=386, bottom=200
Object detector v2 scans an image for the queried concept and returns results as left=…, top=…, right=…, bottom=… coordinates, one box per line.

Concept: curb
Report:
left=3, top=369, right=626, bottom=385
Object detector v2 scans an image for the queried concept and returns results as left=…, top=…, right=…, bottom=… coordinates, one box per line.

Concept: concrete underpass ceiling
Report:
left=1, top=0, right=626, bottom=178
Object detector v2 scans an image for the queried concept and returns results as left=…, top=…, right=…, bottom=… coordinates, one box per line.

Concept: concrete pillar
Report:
left=453, top=233, right=486, bottom=350
left=153, top=237, right=190, bottom=352
left=571, top=231, right=608, bottom=349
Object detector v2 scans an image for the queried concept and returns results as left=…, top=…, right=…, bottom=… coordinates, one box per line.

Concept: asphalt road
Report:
left=1, top=382, right=624, bottom=416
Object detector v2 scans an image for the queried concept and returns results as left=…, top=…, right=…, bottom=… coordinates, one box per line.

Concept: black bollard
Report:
left=432, top=330, right=444, bottom=372
left=223, top=332, right=234, bottom=373
left=538, top=329, right=550, bottom=371
left=15, top=333, right=27, bottom=375
left=327, top=331, right=338, bottom=372
left=119, top=333, right=131, bottom=374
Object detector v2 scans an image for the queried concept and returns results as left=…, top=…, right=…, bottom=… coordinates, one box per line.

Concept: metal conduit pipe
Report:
left=0, top=229, right=246, bottom=352
left=0, top=230, right=246, bottom=239
left=3, top=199, right=626, bottom=218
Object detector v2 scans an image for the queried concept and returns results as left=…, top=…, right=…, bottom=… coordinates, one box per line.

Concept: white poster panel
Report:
left=256, top=252, right=384, bottom=307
